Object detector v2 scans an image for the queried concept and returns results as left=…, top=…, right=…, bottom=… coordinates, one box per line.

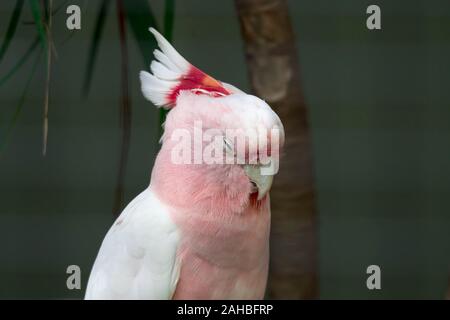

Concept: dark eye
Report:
left=223, top=138, right=233, bottom=153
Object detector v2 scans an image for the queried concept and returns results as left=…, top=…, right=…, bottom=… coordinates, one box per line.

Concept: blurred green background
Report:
left=0, top=0, right=449, bottom=299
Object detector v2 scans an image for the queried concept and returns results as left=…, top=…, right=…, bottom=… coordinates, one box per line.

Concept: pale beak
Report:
left=243, top=165, right=274, bottom=200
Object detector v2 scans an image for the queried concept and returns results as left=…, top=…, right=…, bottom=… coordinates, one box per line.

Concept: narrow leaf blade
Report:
left=164, top=0, right=175, bottom=42
left=159, top=0, right=176, bottom=129
left=123, top=0, right=159, bottom=66
left=28, top=0, right=47, bottom=49
left=0, top=0, right=25, bottom=63
left=83, top=0, right=111, bottom=96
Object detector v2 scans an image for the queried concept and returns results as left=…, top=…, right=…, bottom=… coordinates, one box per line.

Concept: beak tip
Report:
left=244, top=164, right=274, bottom=201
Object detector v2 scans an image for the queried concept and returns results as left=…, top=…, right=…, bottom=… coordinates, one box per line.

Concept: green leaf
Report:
left=28, top=0, right=47, bottom=49
left=0, top=36, right=40, bottom=87
left=0, top=48, right=43, bottom=156
left=123, top=0, right=159, bottom=67
left=164, top=0, right=175, bottom=42
left=159, top=0, right=176, bottom=129
left=83, top=0, right=111, bottom=96
left=42, top=0, right=49, bottom=21
left=0, top=0, right=25, bottom=64
left=21, top=0, right=69, bottom=25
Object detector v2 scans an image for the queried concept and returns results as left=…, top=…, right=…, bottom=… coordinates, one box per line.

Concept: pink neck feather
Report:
left=150, top=141, right=254, bottom=215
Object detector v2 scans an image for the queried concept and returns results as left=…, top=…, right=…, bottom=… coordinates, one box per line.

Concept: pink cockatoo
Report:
left=85, top=28, right=284, bottom=299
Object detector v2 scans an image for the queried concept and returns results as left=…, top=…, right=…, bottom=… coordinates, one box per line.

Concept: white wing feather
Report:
left=85, top=188, right=180, bottom=300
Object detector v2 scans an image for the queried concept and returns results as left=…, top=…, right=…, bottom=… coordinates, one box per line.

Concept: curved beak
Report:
left=243, top=165, right=274, bottom=200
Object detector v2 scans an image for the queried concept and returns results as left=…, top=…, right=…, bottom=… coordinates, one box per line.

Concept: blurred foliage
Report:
left=1, top=0, right=176, bottom=151
left=0, top=0, right=176, bottom=212
left=0, top=0, right=52, bottom=155
left=0, top=0, right=25, bottom=63
left=81, top=0, right=176, bottom=214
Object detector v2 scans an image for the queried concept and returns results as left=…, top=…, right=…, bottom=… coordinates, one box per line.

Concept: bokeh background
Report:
left=0, top=0, right=449, bottom=299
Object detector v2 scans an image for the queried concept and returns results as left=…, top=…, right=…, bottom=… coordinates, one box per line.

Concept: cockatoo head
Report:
left=140, top=28, right=284, bottom=212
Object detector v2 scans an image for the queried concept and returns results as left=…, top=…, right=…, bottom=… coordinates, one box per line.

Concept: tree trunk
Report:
left=235, top=0, right=318, bottom=299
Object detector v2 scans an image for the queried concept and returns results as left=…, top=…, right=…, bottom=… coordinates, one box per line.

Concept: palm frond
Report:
left=83, top=0, right=111, bottom=96
left=28, top=0, right=47, bottom=49
left=0, top=0, right=25, bottom=64
left=159, top=0, right=176, bottom=132
left=123, top=0, right=159, bottom=66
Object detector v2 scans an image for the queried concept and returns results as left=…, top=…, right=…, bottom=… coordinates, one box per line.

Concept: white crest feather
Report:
left=149, top=28, right=189, bottom=71
left=140, top=28, right=190, bottom=107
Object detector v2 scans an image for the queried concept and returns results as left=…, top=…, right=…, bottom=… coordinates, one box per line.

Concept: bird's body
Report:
left=85, top=28, right=284, bottom=300
left=85, top=188, right=180, bottom=299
